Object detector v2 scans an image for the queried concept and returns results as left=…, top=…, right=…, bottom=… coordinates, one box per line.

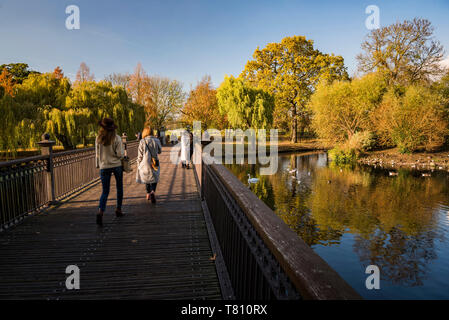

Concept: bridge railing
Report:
left=0, top=134, right=139, bottom=231
left=199, top=150, right=362, bottom=300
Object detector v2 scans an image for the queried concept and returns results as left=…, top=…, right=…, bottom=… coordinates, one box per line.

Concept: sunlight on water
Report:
left=225, top=152, right=449, bottom=299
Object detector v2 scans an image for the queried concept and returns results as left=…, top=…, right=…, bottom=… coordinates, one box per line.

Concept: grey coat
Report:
left=136, top=136, right=162, bottom=184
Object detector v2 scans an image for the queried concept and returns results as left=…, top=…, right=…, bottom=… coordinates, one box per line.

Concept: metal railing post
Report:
left=37, top=133, right=57, bottom=205
left=121, top=132, right=128, bottom=157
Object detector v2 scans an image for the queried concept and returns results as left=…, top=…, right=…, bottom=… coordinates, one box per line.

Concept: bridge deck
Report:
left=0, top=147, right=222, bottom=299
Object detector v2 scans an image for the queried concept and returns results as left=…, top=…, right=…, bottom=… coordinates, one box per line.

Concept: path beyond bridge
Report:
left=0, top=147, right=222, bottom=299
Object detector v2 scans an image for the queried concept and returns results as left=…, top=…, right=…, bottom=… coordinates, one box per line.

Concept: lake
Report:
left=225, top=152, right=449, bottom=299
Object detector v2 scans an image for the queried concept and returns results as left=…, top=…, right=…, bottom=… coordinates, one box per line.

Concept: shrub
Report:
left=347, top=131, right=377, bottom=151
left=372, top=86, right=448, bottom=153
left=328, top=146, right=358, bottom=164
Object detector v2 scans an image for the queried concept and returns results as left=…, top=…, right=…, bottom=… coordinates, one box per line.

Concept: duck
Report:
left=288, top=169, right=297, bottom=174
left=422, top=173, right=431, bottom=177
left=247, top=174, right=259, bottom=184
left=389, top=172, right=398, bottom=176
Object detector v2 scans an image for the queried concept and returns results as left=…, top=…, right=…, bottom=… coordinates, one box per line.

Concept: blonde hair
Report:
left=142, top=127, right=154, bottom=139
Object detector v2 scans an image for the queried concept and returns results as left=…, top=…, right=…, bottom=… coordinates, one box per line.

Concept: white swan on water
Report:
left=247, top=174, right=259, bottom=184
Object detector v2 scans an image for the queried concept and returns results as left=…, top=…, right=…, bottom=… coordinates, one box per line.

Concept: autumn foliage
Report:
left=182, top=75, right=226, bottom=129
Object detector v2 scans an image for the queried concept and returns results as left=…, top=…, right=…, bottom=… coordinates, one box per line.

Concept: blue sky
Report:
left=0, top=0, right=448, bottom=90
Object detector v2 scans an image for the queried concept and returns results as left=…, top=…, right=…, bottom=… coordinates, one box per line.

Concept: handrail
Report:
left=0, top=155, right=49, bottom=168
left=201, top=154, right=362, bottom=300
left=0, top=136, right=139, bottom=231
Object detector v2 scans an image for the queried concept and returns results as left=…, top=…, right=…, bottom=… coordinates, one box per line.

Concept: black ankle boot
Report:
left=96, top=211, right=103, bottom=226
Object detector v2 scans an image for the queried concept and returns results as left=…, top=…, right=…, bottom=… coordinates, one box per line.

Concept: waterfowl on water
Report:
left=389, top=172, right=398, bottom=176
left=247, top=174, right=259, bottom=184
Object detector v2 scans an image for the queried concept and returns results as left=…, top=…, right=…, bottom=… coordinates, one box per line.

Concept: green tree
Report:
left=0, top=95, right=18, bottom=154
left=216, top=75, right=274, bottom=130
left=12, top=72, right=72, bottom=149
left=63, top=80, right=145, bottom=147
left=309, top=73, right=387, bottom=143
left=0, top=63, right=40, bottom=84
left=241, top=35, right=348, bottom=142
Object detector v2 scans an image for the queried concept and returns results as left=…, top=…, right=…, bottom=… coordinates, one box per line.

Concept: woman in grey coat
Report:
left=136, top=126, right=162, bottom=203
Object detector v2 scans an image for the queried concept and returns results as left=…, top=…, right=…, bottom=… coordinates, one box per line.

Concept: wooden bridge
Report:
left=0, top=137, right=361, bottom=300
left=0, top=147, right=221, bottom=299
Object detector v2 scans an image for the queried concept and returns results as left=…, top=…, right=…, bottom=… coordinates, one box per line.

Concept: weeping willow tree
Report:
left=64, top=80, right=145, bottom=146
left=12, top=72, right=72, bottom=149
left=1, top=68, right=146, bottom=154
left=0, top=95, right=18, bottom=156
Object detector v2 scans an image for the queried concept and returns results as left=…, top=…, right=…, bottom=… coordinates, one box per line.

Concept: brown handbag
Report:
left=113, top=136, right=132, bottom=173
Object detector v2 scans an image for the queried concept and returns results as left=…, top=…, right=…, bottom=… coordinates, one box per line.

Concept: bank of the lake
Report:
left=358, top=148, right=449, bottom=172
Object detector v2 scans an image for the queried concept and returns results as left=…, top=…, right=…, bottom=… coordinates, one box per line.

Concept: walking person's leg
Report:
left=145, top=183, right=157, bottom=203
left=187, top=146, right=193, bottom=169
left=113, top=166, right=124, bottom=216
left=98, top=168, right=112, bottom=225
left=146, top=183, right=152, bottom=201
left=150, top=183, right=157, bottom=203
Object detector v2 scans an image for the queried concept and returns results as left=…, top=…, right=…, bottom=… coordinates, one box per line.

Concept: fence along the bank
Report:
left=0, top=133, right=138, bottom=231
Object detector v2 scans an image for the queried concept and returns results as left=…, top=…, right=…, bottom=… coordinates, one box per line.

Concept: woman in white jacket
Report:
left=136, top=126, right=162, bottom=203
left=180, top=129, right=191, bottom=168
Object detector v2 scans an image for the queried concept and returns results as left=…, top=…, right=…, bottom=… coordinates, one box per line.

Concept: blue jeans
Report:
left=99, top=166, right=123, bottom=212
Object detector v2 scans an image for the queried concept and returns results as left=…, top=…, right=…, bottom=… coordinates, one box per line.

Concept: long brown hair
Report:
left=142, top=126, right=154, bottom=139
left=97, top=127, right=116, bottom=146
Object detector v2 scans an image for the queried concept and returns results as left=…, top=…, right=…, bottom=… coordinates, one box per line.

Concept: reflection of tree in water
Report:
left=308, top=164, right=447, bottom=287
left=353, top=227, right=438, bottom=286
left=226, top=152, right=449, bottom=287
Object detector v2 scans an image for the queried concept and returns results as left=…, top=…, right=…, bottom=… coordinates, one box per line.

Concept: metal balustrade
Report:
left=0, top=134, right=139, bottom=231
left=199, top=151, right=362, bottom=300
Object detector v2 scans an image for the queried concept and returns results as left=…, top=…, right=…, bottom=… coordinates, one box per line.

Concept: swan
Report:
left=247, top=174, right=259, bottom=184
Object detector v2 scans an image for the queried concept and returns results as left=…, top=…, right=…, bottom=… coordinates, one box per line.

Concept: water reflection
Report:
left=226, top=152, right=449, bottom=299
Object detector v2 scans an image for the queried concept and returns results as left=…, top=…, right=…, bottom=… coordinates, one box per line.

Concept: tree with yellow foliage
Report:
left=241, top=35, right=348, bottom=142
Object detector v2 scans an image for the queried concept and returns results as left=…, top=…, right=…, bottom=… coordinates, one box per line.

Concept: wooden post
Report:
left=37, top=133, right=58, bottom=205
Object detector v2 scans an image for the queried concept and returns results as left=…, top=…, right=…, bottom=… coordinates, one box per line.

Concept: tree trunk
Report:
left=291, top=118, right=298, bottom=143
left=291, top=105, right=298, bottom=143
left=56, top=134, right=75, bottom=150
